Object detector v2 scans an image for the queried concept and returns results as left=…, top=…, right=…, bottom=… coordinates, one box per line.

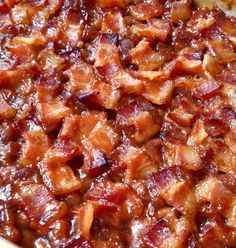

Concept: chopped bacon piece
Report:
left=75, top=202, right=94, bottom=238
left=177, top=48, right=203, bottom=74
left=45, top=141, right=80, bottom=164
left=131, top=19, right=171, bottom=41
left=96, top=0, right=132, bottom=7
left=101, top=11, right=126, bottom=34
left=38, top=48, right=65, bottom=72
left=143, top=80, right=174, bottom=105
left=40, top=161, right=81, bottom=195
left=128, top=111, right=160, bottom=143
left=164, top=143, right=202, bottom=170
left=203, top=53, right=223, bottom=78
left=190, top=17, right=215, bottom=32
left=62, top=10, right=84, bottom=47
left=59, top=114, right=81, bottom=141
left=204, top=118, right=229, bottom=137
left=130, top=40, right=165, bottom=71
left=83, top=148, right=109, bottom=177
left=187, top=120, right=208, bottom=145
left=143, top=219, right=172, bottom=247
left=193, top=80, right=221, bottom=100
left=0, top=97, right=16, bottom=120
left=92, top=81, right=121, bottom=109
left=170, top=1, right=191, bottom=23
left=94, top=34, right=121, bottom=68
left=20, top=130, right=50, bottom=165
left=99, top=64, right=144, bottom=93
left=130, top=0, right=164, bottom=20
left=18, top=184, right=67, bottom=229
left=225, top=129, right=236, bottom=154
left=86, top=181, right=128, bottom=204
left=66, top=60, right=95, bottom=92
left=11, top=32, right=46, bottom=46
left=196, top=178, right=233, bottom=212
left=124, top=148, right=157, bottom=183
left=206, top=39, right=236, bottom=64
left=38, top=101, right=72, bottom=131
left=168, top=106, right=194, bottom=127
left=88, top=120, right=120, bottom=154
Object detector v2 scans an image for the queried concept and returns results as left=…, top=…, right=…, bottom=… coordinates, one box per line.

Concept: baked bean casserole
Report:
left=0, top=0, right=236, bottom=247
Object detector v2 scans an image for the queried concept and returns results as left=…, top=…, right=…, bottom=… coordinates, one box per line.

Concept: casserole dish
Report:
left=0, top=0, right=235, bottom=247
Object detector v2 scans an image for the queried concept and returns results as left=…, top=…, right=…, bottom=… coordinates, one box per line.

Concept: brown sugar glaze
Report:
left=0, top=0, right=236, bottom=247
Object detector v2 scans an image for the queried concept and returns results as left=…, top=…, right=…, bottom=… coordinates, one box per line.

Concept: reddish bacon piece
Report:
left=18, top=184, right=67, bottom=229
left=131, top=19, right=171, bottom=41
left=130, top=40, right=165, bottom=71
left=130, top=0, right=164, bottom=20
left=101, top=11, right=126, bottom=34
left=20, top=130, right=50, bottom=165
left=206, top=39, right=236, bottom=64
left=164, top=143, right=202, bottom=170
left=170, top=0, right=191, bottom=23
left=193, top=80, right=221, bottom=100
left=38, top=101, right=72, bottom=132
left=40, top=161, right=81, bottom=195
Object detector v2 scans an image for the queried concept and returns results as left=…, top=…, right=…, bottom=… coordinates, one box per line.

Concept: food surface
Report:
left=0, top=0, right=236, bottom=247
